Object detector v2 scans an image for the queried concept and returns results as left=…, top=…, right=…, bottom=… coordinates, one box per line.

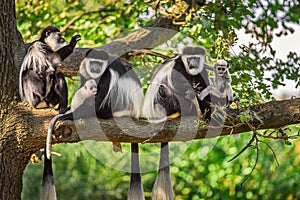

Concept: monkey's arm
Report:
left=204, top=64, right=214, bottom=71
left=54, top=34, right=81, bottom=61
left=224, top=83, right=235, bottom=101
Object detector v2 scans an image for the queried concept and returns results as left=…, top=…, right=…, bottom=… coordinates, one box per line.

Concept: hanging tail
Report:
left=151, top=142, right=174, bottom=200
left=128, top=143, right=145, bottom=200
left=40, top=150, right=57, bottom=200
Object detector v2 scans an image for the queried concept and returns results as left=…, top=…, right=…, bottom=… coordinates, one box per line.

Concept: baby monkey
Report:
left=198, top=59, right=238, bottom=104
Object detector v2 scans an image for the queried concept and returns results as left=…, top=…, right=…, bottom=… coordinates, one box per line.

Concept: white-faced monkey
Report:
left=142, top=46, right=213, bottom=199
left=198, top=59, right=238, bottom=104
left=19, top=26, right=81, bottom=114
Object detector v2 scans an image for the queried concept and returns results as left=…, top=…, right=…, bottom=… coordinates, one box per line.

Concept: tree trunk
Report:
left=0, top=1, right=30, bottom=199
left=0, top=1, right=299, bottom=199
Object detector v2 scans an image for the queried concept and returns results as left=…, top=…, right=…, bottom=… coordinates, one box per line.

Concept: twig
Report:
left=227, top=132, right=256, bottom=162
left=240, top=138, right=259, bottom=187
left=128, top=49, right=170, bottom=60
left=258, top=140, right=279, bottom=166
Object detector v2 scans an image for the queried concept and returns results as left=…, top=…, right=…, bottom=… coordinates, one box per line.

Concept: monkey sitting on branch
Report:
left=198, top=59, right=239, bottom=105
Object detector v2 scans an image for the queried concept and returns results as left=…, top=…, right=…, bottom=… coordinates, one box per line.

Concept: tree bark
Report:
left=59, top=17, right=179, bottom=77
left=0, top=0, right=28, bottom=199
left=47, top=98, right=300, bottom=144
left=0, top=7, right=179, bottom=199
left=0, top=1, right=299, bottom=199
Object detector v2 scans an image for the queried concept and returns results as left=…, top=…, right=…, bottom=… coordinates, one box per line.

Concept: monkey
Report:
left=45, top=79, right=97, bottom=159
left=198, top=59, right=238, bottom=104
left=128, top=143, right=145, bottom=200
left=142, top=46, right=212, bottom=120
left=40, top=79, right=97, bottom=200
left=44, top=49, right=145, bottom=199
left=19, top=26, right=81, bottom=114
left=79, top=49, right=109, bottom=86
left=78, top=49, right=144, bottom=119
left=142, top=46, right=212, bottom=199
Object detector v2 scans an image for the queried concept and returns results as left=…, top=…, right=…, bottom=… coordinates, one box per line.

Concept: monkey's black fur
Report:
left=19, top=26, right=80, bottom=114
left=128, top=143, right=145, bottom=200
left=157, top=56, right=212, bottom=118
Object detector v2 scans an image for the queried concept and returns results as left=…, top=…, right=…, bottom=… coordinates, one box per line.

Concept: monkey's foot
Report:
left=112, top=142, right=123, bottom=153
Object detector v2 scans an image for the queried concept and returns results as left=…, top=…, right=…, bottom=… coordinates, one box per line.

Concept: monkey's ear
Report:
left=45, top=31, right=51, bottom=37
left=225, top=59, right=229, bottom=68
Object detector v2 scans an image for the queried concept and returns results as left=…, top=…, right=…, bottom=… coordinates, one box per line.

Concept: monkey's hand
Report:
left=69, top=34, right=81, bottom=47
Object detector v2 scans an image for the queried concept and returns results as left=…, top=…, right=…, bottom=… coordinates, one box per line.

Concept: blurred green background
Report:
left=17, top=0, right=300, bottom=199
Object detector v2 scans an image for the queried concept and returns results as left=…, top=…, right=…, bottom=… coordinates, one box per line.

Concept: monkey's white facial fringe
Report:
left=181, top=55, right=204, bottom=76
left=80, top=58, right=108, bottom=79
left=19, top=42, right=52, bottom=100
left=44, top=32, right=67, bottom=51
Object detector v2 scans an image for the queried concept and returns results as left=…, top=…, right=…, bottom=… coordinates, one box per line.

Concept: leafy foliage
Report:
left=17, top=0, right=300, bottom=199
left=22, top=132, right=300, bottom=199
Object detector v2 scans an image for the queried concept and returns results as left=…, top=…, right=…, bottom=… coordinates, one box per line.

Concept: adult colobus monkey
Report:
left=45, top=49, right=145, bottom=199
left=142, top=46, right=212, bottom=121
left=41, top=79, right=97, bottom=200
left=19, top=26, right=81, bottom=114
left=198, top=59, right=238, bottom=104
left=142, top=46, right=212, bottom=199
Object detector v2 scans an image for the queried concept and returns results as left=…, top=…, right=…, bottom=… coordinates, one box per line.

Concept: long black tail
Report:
left=128, top=143, right=145, bottom=200
left=40, top=150, right=57, bottom=200
left=151, top=142, right=174, bottom=200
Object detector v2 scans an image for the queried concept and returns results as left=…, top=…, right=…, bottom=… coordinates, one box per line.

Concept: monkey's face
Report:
left=81, top=58, right=108, bottom=79
left=81, top=50, right=109, bottom=79
left=215, top=59, right=228, bottom=77
left=44, top=31, right=67, bottom=51
left=84, top=79, right=98, bottom=95
left=181, top=55, right=205, bottom=75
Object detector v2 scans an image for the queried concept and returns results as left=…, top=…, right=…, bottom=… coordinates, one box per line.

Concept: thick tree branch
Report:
left=38, top=98, right=300, bottom=145
left=59, top=17, right=179, bottom=76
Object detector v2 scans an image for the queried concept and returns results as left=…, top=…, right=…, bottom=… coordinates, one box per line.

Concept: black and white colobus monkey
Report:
left=45, top=49, right=145, bottom=199
left=41, top=79, right=97, bottom=200
left=19, top=26, right=81, bottom=114
left=142, top=46, right=212, bottom=199
left=79, top=49, right=144, bottom=118
left=198, top=59, right=238, bottom=104
left=142, top=46, right=212, bottom=121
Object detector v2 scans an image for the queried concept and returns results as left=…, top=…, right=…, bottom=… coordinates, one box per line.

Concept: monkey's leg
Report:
left=22, top=71, right=47, bottom=108
left=128, top=143, right=144, bottom=200
left=201, top=86, right=226, bottom=99
left=54, top=72, right=68, bottom=114
left=152, top=142, right=174, bottom=200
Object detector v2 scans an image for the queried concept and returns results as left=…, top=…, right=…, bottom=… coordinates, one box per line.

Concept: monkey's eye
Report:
left=218, top=67, right=226, bottom=72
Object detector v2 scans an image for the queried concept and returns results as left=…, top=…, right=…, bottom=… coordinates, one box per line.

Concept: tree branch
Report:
left=41, top=98, right=300, bottom=145
left=59, top=16, right=179, bottom=76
